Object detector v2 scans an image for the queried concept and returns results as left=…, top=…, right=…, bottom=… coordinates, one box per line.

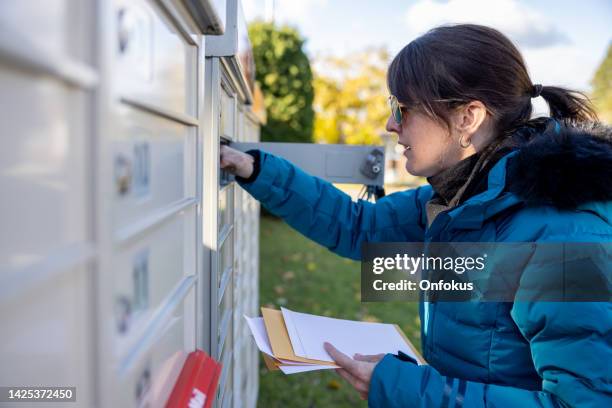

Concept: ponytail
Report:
left=537, top=85, right=598, bottom=123
left=386, top=24, right=600, bottom=141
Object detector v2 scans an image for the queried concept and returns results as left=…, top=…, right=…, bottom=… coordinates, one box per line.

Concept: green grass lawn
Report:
left=256, top=216, right=421, bottom=408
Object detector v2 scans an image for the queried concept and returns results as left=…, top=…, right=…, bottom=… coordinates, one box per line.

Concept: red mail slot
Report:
left=165, top=350, right=222, bottom=408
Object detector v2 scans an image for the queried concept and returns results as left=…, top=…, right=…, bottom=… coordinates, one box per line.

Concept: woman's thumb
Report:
left=353, top=353, right=385, bottom=363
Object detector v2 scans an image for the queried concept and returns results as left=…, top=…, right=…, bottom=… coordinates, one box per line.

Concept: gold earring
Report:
left=459, top=133, right=471, bottom=148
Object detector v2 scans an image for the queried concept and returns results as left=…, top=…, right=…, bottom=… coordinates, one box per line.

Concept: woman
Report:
left=221, top=24, right=612, bottom=407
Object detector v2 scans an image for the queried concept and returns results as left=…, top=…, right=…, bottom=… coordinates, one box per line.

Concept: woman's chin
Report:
left=404, top=162, right=422, bottom=177
left=405, top=162, right=436, bottom=178
left=404, top=169, right=416, bottom=177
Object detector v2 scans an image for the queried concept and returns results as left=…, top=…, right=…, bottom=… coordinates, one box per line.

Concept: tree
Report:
left=248, top=21, right=314, bottom=142
left=313, top=48, right=390, bottom=145
left=591, top=42, right=612, bottom=123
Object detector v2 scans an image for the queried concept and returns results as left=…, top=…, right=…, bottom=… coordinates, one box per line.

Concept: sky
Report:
left=242, top=0, right=612, bottom=93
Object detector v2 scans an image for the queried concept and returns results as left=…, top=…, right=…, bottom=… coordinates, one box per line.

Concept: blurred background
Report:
left=245, top=1, right=611, bottom=406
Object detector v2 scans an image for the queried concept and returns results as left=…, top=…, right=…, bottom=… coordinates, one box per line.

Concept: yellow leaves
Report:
left=314, top=116, right=341, bottom=144
left=273, top=42, right=286, bottom=58
left=264, top=73, right=278, bottom=86
left=313, top=47, right=391, bottom=145
left=290, top=253, right=304, bottom=262
left=592, top=43, right=612, bottom=123
left=327, top=379, right=342, bottom=390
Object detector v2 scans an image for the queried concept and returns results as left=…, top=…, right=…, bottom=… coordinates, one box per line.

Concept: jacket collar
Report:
left=426, top=151, right=521, bottom=238
left=426, top=119, right=612, bottom=237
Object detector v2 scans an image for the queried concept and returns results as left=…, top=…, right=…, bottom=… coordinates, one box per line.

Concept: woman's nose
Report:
left=386, top=115, right=401, bottom=133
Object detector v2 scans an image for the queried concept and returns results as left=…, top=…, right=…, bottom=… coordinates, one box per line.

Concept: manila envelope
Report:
left=262, top=353, right=279, bottom=371
left=261, top=307, right=337, bottom=367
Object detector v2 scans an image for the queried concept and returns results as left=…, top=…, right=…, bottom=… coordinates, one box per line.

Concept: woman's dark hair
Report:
left=387, top=24, right=598, bottom=138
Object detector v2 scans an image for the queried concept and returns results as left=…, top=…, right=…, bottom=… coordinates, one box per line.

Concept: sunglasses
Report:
left=388, top=95, right=472, bottom=125
left=388, top=95, right=407, bottom=125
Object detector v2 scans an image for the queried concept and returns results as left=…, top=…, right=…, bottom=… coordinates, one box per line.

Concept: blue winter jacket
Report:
left=237, top=121, right=612, bottom=407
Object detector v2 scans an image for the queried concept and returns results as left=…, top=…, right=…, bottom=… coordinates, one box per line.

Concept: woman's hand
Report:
left=324, top=342, right=385, bottom=400
left=220, top=145, right=254, bottom=179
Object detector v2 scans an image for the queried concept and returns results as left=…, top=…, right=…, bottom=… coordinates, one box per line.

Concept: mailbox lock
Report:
left=132, top=250, right=149, bottom=311
left=135, top=363, right=151, bottom=406
left=114, top=153, right=132, bottom=195
left=117, top=7, right=138, bottom=54
left=114, top=295, right=132, bottom=334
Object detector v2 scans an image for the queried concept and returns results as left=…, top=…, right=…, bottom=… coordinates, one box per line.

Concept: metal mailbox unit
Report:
left=0, top=1, right=384, bottom=407
left=203, top=1, right=260, bottom=406
left=0, top=0, right=260, bottom=407
left=0, top=1, right=99, bottom=407
left=94, top=1, right=203, bottom=407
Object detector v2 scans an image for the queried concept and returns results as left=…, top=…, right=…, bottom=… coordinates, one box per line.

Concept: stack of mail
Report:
left=245, top=307, right=423, bottom=374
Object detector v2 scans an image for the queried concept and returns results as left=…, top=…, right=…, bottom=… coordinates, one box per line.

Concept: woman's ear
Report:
left=454, top=101, right=488, bottom=137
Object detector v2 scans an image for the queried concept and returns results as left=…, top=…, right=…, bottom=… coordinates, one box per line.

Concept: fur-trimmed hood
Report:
left=507, top=120, right=612, bottom=209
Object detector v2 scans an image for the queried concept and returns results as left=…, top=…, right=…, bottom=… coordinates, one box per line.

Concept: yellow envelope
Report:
left=261, top=307, right=337, bottom=366
left=262, top=353, right=279, bottom=371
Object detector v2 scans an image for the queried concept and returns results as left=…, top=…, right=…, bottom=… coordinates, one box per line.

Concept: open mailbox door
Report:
left=230, top=142, right=386, bottom=199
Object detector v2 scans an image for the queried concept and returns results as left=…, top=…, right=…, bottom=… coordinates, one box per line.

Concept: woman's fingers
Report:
left=219, top=145, right=235, bottom=167
left=325, top=343, right=376, bottom=399
left=219, top=149, right=236, bottom=171
left=324, top=342, right=359, bottom=372
left=335, top=368, right=360, bottom=389
left=325, top=342, right=377, bottom=381
left=354, top=353, right=385, bottom=363
left=336, top=369, right=368, bottom=394
left=219, top=145, right=254, bottom=178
